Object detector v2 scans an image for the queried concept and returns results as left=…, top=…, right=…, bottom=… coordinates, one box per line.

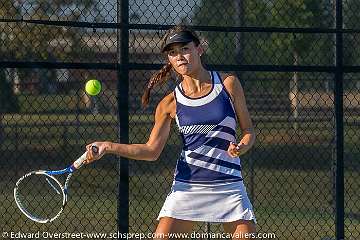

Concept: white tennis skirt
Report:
left=157, top=180, right=256, bottom=223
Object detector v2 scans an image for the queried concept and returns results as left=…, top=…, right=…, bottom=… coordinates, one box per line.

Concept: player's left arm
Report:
left=222, top=74, right=256, bottom=157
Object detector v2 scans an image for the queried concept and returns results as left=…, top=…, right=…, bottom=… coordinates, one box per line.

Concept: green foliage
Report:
left=193, top=0, right=238, bottom=64
left=0, top=0, right=101, bottom=96
left=0, top=0, right=98, bottom=61
left=243, top=0, right=271, bottom=27
left=193, top=0, right=333, bottom=66
left=193, top=0, right=338, bottom=94
left=270, top=0, right=332, bottom=58
left=0, top=1, right=21, bottom=60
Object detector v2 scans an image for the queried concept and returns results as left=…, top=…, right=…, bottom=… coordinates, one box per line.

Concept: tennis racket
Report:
left=13, top=145, right=98, bottom=223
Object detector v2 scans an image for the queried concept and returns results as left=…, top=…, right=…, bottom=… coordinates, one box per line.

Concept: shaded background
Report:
left=0, top=0, right=359, bottom=239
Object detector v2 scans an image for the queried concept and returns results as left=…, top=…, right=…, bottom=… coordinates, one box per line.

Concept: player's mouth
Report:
left=177, top=62, right=188, bottom=67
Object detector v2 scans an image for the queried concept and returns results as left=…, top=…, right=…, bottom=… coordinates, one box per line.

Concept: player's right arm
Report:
left=85, top=93, right=176, bottom=163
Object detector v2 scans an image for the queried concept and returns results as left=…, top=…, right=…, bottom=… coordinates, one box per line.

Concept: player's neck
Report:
left=182, top=68, right=210, bottom=92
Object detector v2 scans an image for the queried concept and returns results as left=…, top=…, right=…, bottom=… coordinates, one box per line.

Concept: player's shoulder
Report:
left=217, top=72, right=239, bottom=84
left=159, top=91, right=175, bottom=105
left=156, top=92, right=176, bottom=118
left=217, top=72, right=242, bottom=90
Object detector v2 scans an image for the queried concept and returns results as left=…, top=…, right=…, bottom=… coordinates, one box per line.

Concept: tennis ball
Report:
left=85, top=79, right=102, bottom=96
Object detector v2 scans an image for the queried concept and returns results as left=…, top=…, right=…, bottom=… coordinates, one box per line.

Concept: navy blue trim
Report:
left=212, top=125, right=236, bottom=136
left=173, top=88, right=178, bottom=102
left=187, top=152, right=242, bottom=171
left=178, top=71, right=214, bottom=100
left=203, top=137, right=231, bottom=151
left=175, top=157, right=243, bottom=183
left=183, top=135, right=232, bottom=151
left=182, top=135, right=209, bottom=151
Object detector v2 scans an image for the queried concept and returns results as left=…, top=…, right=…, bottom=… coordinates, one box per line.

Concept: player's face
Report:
left=167, top=42, right=203, bottom=76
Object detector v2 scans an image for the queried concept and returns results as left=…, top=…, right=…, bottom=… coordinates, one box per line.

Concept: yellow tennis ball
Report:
left=85, top=79, right=102, bottom=96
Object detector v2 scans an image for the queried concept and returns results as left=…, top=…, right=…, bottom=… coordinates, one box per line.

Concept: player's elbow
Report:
left=144, top=154, right=160, bottom=161
left=144, top=144, right=162, bottom=161
left=150, top=150, right=162, bottom=161
left=146, top=155, right=159, bottom=161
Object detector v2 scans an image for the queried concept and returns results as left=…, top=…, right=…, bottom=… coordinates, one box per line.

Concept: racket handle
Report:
left=72, top=145, right=99, bottom=170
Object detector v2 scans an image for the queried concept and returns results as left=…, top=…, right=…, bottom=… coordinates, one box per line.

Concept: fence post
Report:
left=117, top=0, right=130, bottom=235
left=334, top=0, right=344, bottom=239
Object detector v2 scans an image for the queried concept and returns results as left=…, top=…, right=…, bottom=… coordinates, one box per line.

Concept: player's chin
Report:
left=175, top=65, right=192, bottom=75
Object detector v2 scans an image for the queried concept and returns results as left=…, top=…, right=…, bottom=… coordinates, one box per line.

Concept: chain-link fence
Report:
left=1, top=0, right=359, bottom=239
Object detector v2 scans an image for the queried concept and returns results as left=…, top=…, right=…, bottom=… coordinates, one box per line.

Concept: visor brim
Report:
left=161, top=31, right=195, bottom=52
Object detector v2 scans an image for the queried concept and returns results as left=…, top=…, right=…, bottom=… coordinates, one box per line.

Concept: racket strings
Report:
left=15, top=173, right=65, bottom=222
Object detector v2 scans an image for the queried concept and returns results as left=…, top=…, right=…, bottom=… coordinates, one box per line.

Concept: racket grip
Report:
left=72, top=145, right=99, bottom=170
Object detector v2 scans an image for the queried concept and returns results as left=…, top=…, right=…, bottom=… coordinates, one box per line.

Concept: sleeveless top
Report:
left=173, top=71, right=243, bottom=184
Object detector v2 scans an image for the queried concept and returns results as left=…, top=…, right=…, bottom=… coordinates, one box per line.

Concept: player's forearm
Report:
left=239, top=130, right=256, bottom=149
left=105, top=142, right=159, bottom=161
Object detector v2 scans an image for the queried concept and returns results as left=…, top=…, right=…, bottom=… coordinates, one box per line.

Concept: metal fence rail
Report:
left=0, top=0, right=359, bottom=239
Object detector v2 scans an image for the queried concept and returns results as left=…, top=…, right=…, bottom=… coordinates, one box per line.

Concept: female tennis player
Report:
left=85, top=25, right=256, bottom=239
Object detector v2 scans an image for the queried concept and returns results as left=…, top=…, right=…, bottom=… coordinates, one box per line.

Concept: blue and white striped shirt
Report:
left=173, top=71, right=243, bottom=183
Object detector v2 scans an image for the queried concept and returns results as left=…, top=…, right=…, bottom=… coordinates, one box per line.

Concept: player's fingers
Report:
left=235, top=143, right=248, bottom=156
left=85, top=151, right=92, bottom=164
left=88, top=145, right=94, bottom=158
left=86, top=144, right=92, bottom=156
left=85, top=143, right=98, bottom=163
left=229, top=142, right=248, bottom=157
left=228, top=142, right=239, bottom=157
left=86, top=143, right=93, bottom=150
left=85, top=142, right=106, bottom=164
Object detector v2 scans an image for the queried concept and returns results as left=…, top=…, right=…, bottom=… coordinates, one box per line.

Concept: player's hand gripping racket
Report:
left=13, top=145, right=98, bottom=223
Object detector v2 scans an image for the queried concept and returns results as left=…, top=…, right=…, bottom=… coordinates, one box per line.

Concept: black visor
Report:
left=161, top=31, right=195, bottom=52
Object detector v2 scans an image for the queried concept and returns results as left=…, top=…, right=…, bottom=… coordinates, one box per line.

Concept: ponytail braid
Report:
left=141, top=62, right=173, bottom=107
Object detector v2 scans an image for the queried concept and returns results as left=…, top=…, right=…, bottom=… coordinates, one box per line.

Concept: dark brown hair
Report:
left=141, top=25, right=201, bottom=107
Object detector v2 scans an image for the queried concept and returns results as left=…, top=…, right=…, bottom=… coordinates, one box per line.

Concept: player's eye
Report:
left=168, top=50, right=176, bottom=56
left=181, top=47, right=189, bottom=52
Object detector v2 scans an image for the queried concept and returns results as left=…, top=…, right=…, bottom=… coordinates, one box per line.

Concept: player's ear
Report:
left=196, top=44, right=204, bottom=57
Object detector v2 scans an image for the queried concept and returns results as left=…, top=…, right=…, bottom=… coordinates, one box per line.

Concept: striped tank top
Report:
left=173, top=71, right=243, bottom=184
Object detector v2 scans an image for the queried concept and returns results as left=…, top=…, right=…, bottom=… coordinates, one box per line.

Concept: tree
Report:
left=192, top=0, right=332, bottom=69
left=193, top=0, right=237, bottom=64
left=17, top=0, right=99, bottom=60
left=268, top=0, right=332, bottom=122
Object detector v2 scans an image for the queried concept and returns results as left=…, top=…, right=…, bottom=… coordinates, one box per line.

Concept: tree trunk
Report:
left=289, top=50, right=299, bottom=129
